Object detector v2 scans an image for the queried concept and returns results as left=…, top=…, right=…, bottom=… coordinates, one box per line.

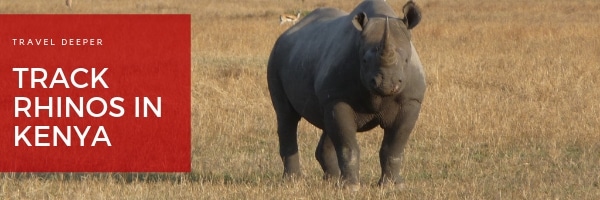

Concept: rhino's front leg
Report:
left=324, top=102, right=360, bottom=190
left=378, top=99, right=422, bottom=188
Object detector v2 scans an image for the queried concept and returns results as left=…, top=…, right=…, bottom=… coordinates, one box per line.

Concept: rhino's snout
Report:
left=370, top=74, right=402, bottom=96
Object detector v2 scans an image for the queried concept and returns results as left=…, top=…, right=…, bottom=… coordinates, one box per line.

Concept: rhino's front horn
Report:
left=380, top=17, right=397, bottom=65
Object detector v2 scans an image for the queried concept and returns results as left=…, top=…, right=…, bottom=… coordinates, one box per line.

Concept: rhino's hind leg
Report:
left=271, top=96, right=302, bottom=179
left=268, top=63, right=303, bottom=179
left=276, top=109, right=302, bottom=179
left=315, top=132, right=340, bottom=179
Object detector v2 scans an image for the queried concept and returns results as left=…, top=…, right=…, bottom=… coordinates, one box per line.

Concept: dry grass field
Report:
left=2, top=0, right=600, bottom=199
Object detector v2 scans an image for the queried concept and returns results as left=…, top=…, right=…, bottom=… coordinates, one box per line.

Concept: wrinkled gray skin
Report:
left=267, top=0, right=425, bottom=189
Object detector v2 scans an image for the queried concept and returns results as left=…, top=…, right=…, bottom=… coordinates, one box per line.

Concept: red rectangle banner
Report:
left=0, top=15, right=191, bottom=172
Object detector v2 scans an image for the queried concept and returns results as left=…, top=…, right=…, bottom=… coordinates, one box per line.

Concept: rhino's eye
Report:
left=405, top=58, right=409, bottom=63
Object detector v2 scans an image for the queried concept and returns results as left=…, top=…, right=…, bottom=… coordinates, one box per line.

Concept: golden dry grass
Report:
left=2, top=0, right=600, bottom=199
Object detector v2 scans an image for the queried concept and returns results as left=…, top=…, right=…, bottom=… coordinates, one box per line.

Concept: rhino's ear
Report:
left=402, top=1, right=421, bottom=29
left=352, top=12, right=368, bottom=31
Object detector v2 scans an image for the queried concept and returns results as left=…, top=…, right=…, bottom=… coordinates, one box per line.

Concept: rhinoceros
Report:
left=267, top=0, right=425, bottom=189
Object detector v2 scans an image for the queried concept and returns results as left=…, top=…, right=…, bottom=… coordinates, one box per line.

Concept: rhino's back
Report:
left=267, top=7, right=359, bottom=128
left=285, top=7, right=347, bottom=35
left=272, top=7, right=352, bottom=71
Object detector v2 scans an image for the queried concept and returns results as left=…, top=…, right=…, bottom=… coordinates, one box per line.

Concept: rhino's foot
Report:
left=335, top=180, right=361, bottom=192
left=282, top=171, right=303, bottom=182
left=379, top=182, right=406, bottom=191
left=345, top=183, right=361, bottom=192
left=321, top=171, right=341, bottom=180
left=377, top=176, right=406, bottom=190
